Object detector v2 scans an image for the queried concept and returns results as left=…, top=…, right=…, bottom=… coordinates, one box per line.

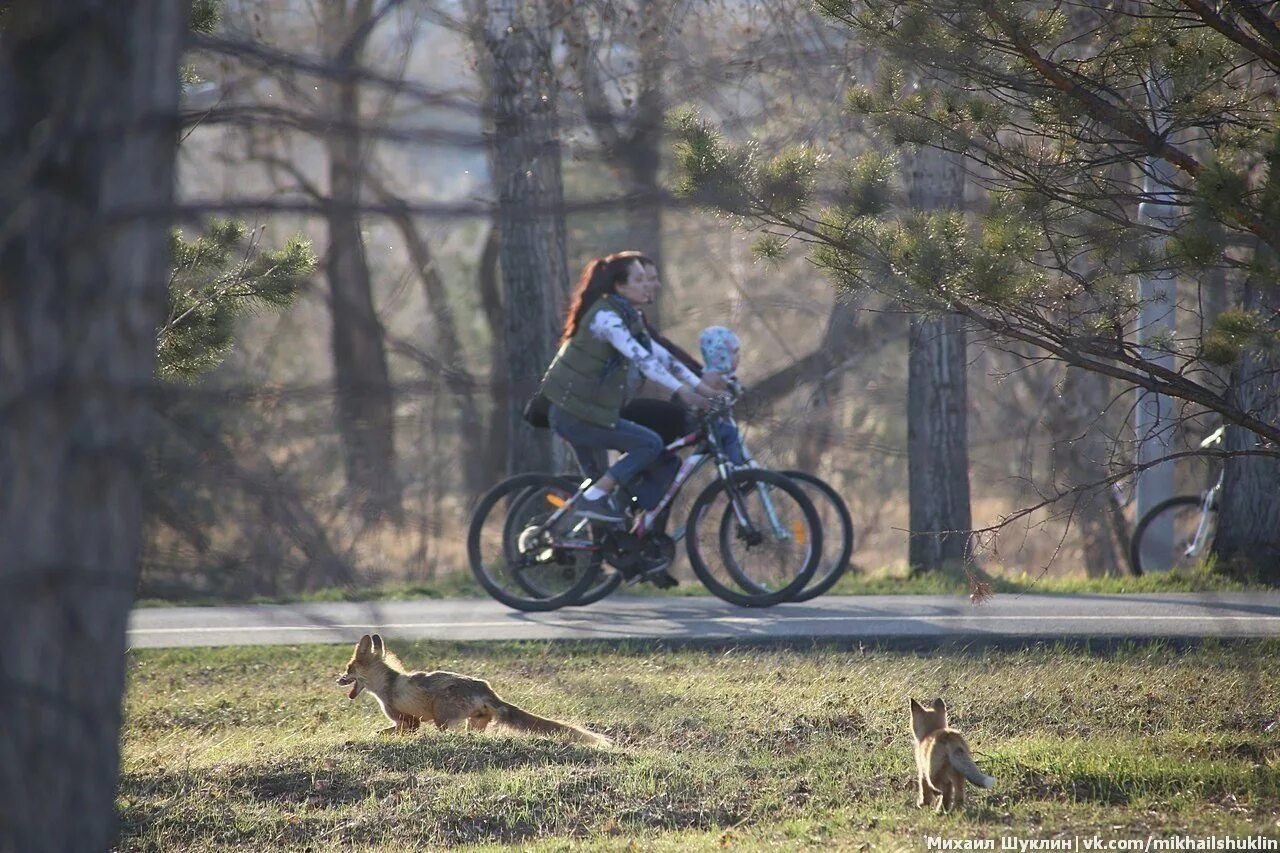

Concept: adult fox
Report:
left=910, top=697, right=995, bottom=812
left=336, top=634, right=609, bottom=747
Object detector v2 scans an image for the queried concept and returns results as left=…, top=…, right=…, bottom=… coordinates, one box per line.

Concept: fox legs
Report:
left=380, top=712, right=421, bottom=735
left=943, top=772, right=965, bottom=811
left=918, top=772, right=939, bottom=809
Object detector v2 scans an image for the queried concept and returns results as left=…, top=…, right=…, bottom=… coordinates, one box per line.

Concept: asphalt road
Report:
left=127, top=592, right=1280, bottom=649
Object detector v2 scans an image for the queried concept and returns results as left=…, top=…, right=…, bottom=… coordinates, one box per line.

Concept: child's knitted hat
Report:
left=699, top=326, right=740, bottom=374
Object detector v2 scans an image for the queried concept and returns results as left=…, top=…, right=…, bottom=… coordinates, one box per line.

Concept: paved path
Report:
left=127, top=592, right=1280, bottom=649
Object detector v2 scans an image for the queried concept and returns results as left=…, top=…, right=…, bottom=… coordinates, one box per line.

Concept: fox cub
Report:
left=336, top=634, right=609, bottom=747
left=910, top=697, right=995, bottom=812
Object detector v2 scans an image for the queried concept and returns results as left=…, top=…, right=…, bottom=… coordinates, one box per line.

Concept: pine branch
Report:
left=982, top=2, right=1280, bottom=252
left=1179, top=0, right=1280, bottom=71
left=1222, top=0, right=1280, bottom=55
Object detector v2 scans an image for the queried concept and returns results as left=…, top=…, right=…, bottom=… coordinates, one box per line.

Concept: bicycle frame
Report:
left=528, top=419, right=743, bottom=552
left=1183, top=426, right=1226, bottom=560
left=722, top=413, right=792, bottom=538
left=634, top=415, right=776, bottom=539
left=629, top=429, right=712, bottom=538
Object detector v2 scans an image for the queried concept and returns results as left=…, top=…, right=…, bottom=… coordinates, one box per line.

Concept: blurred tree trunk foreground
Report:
left=0, top=1, right=185, bottom=849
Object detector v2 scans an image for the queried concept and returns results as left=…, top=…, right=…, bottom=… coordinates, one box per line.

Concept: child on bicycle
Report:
left=698, top=325, right=747, bottom=466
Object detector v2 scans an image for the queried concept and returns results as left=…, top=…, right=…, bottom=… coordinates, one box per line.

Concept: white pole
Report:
left=1133, top=68, right=1178, bottom=572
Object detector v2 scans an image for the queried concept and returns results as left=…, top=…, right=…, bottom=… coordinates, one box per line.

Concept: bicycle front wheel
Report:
left=686, top=469, right=822, bottom=607
left=1129, top=495, right=1213, bottom=575
left=468, top=473, right=602, bottom=611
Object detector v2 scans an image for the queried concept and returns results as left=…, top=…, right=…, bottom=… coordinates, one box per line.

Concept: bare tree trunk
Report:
left=482, top=0, right=569, bottom=474
left=905, top=148, right=972, bottom=572
left=0, top=2, right=184, bottom=849
left=323, top=0, right=399, bottom=519
left=477, top=225, right=510, bottom=485
left=1046, top=366, right=1125, bottom=576
left=793, top=299, right=861, bottom=472
left=368, top=174, right=488, bottom=499
left=624, top=166, right=663, bottom=312
left=907, top=315, right=973, bottom=569
left=622, top=0, right=667, bottom=323
left=1215, top=275, right=1280, bottom=577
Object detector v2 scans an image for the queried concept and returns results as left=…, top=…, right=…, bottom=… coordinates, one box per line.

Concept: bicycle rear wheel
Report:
left=776, top=470, right=854, bottom=602
left=504, top=476, right=622, bottom=606
left=686, top=469, right=822, bottom=607
left=1129, top=494, right=1213, bottom=575
left=468, top=473, right=602, bottom=611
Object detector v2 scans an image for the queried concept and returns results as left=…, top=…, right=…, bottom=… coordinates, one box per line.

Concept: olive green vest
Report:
left=541, top=296, right=648, bottom=428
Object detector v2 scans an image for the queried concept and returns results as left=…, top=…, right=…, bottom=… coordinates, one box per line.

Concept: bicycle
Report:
left=1128, top=426, right=1223, bottom=575
left=707, top=403, right=855, bottom=603
left=501, top=390, right=854, bottom=607
left=468, top=405, right=824, bottom=611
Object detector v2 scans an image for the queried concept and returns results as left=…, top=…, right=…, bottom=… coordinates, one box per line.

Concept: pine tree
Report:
left=159, top=220, right=314, bottom=380
left=673, top=2, right=1280, bottom=577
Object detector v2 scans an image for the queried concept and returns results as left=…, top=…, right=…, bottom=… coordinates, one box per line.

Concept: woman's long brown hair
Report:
left=559, top=251, right=651, bottom=346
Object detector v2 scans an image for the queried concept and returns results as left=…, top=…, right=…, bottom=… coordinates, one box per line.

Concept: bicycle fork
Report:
left=1185, top=478, right=1221, bottom=559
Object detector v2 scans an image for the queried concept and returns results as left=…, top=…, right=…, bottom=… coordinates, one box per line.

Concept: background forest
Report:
left=141, top=0, right=1277, bottom=601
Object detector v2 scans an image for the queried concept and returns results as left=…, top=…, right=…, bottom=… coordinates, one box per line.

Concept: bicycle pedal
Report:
left=645, top=568, right=679, bottom=589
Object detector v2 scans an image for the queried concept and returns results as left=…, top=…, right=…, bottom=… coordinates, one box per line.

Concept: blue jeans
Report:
left=549, top=404, right=664, bottom=490
left=712, top=417, right=746, bottom=466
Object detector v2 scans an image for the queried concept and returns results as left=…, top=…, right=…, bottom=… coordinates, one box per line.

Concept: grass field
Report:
left=119, top=639, right=1280, bottom=851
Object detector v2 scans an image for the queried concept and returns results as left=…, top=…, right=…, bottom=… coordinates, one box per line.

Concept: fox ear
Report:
left=370, top=634, right=384, bottom=656
left=932, top=697, right=947, bottom=714
left=910, top=698, right=925, bottom=714
left=356, top=634, right=372, bottom=655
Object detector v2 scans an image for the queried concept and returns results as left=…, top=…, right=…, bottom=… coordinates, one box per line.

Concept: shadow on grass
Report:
left=351, top=732, right=617, bottom=774
left=1008, top=763, right=1280, bottom=807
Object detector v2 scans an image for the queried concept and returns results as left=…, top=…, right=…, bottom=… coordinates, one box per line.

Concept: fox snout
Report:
left=336, top=672, right=362, bottom=699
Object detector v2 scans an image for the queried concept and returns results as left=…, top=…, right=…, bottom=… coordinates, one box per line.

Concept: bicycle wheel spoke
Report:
left=782, top=470, right=855, bottom=602
left=468, top=474, right=602, bottom=611
left=1131, top=495, right=1213, bottom=574
left=685, top=470, right=822, bottom=607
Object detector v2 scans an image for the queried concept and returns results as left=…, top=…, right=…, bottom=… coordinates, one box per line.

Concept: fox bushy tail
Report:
left=950, top=745, right=995, bottom=788
left=494, top=701, right=610, bottom=747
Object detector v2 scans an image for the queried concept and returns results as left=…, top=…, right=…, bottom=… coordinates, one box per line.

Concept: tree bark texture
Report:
left=477, top=225, right=510, bottom=485
left=1046, top=366, right=1125, bottom=577
left=0, top=1, right=184, bottom=849
left=323, top=0, right=400, bottom=519
left=620, top=1, right=666, bottom=323
left=483, top=0, right=570, bottom=475
left=905, top=144, right=973, bottom=571
left=1215, top=277, right=1280, bottom=577
left=907, top=315, right=974, bottom=569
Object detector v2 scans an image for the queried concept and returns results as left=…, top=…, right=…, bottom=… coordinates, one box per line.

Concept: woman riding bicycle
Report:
left=540, top=251, right=724, bottom=524
left=618, top=257, right=746, bottom=465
